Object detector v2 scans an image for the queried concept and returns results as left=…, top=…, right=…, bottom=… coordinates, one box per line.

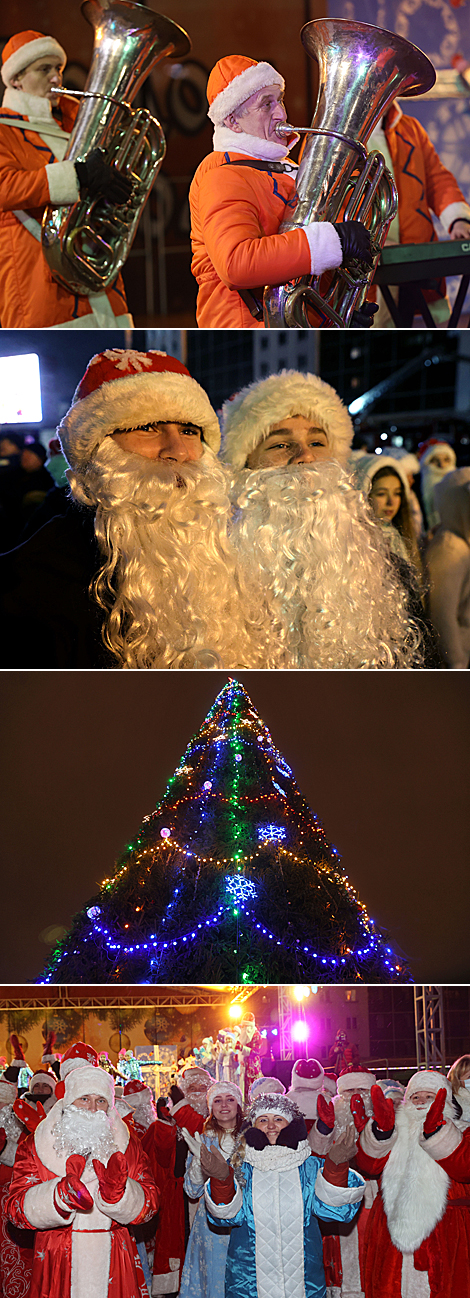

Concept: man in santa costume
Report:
left=0, top=29, right=133, bottom=327
left=123, top=1081, right=158, bottom=1141
left=6, top=1048, right=159, bottom=1298
left=221, top=369, right=423, bottom=669
left=189, top=54, right=372, bottom=328
left=367, top=102, right=470, bottom=327
left=1, top=348, right=264, bottom=671
left=354, top=1069, right=470, bottom=1298
left=417, top=438, right=457, bottom=533
left=318, top=1067, right=378, bottom=1298
left=141, top=1064, right=212, bottom=1295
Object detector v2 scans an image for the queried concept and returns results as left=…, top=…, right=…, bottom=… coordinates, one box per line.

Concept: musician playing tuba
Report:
left=189, top=54, right=375, bottom=329
left=0, top=29, right=133, bottom=328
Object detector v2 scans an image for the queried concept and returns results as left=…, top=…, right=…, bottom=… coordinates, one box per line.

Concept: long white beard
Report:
left=230, top=461, right=422, bottom=669
left=179, top=1092, right=208, bottom=1118
left=130, top=1095, right=157, bottom=1130
left=382, top=1101, right=450, bottom=1252
left=68, top=439, right=265, bottom=669
left=333, top=1092, right=373, bottom=1138
left=421, top=464, right=453, bottom=530
left=52, top=1105, right=118, bottom=1162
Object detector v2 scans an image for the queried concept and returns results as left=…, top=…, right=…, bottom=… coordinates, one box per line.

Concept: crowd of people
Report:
left=1, top=350, right=467, bottom=670
left=1, top=1027, right=470, bottom=1298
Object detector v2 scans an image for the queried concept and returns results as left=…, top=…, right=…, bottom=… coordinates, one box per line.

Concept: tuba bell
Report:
left=263, top=19, right=435, bottom=328
left=42, top=0, right=191, bottom=296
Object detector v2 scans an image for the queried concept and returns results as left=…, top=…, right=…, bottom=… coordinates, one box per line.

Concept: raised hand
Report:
left=13, top=1098, right=46, bottom=1133
left=350, top=1094, right=368, bottom=1134
left=92, top=1151, right=128, bottom=1203
left=317, top=1094, right=335, bottom=1132
left=55, top=1155, right=94, bottom=1213
left=371, top=1085, right=395, bottom=1135
left=422, top=1089, right=447, bottom=1139
left=200, top=1142, right=230, bottom=1182
left=327, top=1128, right=358, bottom=1165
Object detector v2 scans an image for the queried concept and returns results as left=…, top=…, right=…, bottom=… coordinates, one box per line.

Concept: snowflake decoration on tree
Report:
left=225, top=875, right=258, bottom=903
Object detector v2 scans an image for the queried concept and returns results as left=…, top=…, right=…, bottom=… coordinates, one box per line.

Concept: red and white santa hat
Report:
left=1, top=30, right=67, bottom=87
left=221, top=371, right=354, bottom=469
left=287, top=1058, right=325, bottom=1119
left=207, top=1080, right=243, bottom=1111
left=207, top=55, right=284, bottom=126
left=179, top=1066, right=213, bottom=1094
left=58, top=349, right=221, bottom=471
left=60, top=1042, right=99, bottom=1080
left=404, top=1070, right=453, bottom=1105
left=58, top=1064, right=115, bottom=1110
left=123, top=1079, right=155, bottom=1111
left=322, top=1071, right=338, bottom=1098
left=337, top=1066, right=376, bottom=1095
left=417, top=438, right=456, bottom=468
left=29, top=1069, right=57, bottom=1094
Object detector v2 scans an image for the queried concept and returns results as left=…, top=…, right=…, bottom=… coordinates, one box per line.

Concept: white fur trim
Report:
left=314, top=1169, right=365, bottom=1207
left=418, top=1121, right=462, bottom=1160
left=205, top=1179, right=243, bottom=1218
left=305, top=222, right=343, bottom=276
left=46, top=160, right=79, bottom=205
left=439, top=201, right=470, bottom=234
left=308, top=1127, right=334, bottom=1157
left=381, top=1105, right=450, bottom=1252
left=95, top=1175, right=145, bottom=1224
left=64, top=1065, right=114, bottom=1110
left=59, top=370, right=221, bottom=470
left=151, top=1273, right=180, bottom=1293
left=23, top=1176, right=73, bottom=1228
left=29, top=1071, right=57, bottom=1093
left=2, top=37, right=66, bottom=88
left=70, top=1228, right=111, bottom=1298
left=2, top=86, right=57, bottom=119
left=208, top=62, right=284, bottom=126
left=337, top=1071, right=376, bottom=1095
left=359, top=1120, right=396, bottom=1161
left=221, top=369, right=354, bottom=469
left=404, top=1072, right=452, bottom=1104
left=212, top=124, right=292, bottom=161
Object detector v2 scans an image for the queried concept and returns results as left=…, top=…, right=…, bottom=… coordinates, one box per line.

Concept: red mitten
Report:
left=350, top=1094, right=368, bottom=1134
left=0, top=1129, right=7, bottom=1154
left=423, top=1089, right=447, bottom=1139
left=92, top=1151, right=128, bottom=1204
left=55, top=1155, right=94, bottom=1214
left=9, top=1035, right=26, bottom=1063
left=13, top=1098, right=46, bottom=1133
left=371, top=1085, right=395, bottom=1134
left=317, top=1094, right=335, bottom=1132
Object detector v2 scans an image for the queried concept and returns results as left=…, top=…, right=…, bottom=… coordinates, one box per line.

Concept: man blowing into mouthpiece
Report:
left=189, top=55, right=373, bottom=328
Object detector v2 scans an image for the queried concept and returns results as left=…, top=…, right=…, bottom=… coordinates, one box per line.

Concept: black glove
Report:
left=276, top=1116, right=308, bottom=1149
left=245, top=1127, right=270, bottom=1150
left=75, top=149, right=134, bottom=204
left=351, top=302, right=379, bottom=328
left=333, top=221, right=373, bottom=267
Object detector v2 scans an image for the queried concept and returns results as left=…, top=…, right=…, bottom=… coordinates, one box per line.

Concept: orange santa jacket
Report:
left=189, top=151, right=316, bottom=328
left=0, top=95, right=130, bottom=328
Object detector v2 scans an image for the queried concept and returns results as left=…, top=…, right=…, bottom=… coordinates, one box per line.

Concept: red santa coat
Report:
left=189, top=151, right=313, bottom=328
left=6, top=1107, right=159, bottom=1298
left=355, top=1117, right=470, bottom=1298
left=0, top=91, right=130, bottom=327
left=142, top=1101, right=205, bottom=1294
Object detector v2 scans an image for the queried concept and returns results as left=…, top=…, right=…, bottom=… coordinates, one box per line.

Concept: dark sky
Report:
left=1, top=670, right=469, bottom=984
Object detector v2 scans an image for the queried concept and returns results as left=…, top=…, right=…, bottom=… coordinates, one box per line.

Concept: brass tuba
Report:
left=42, top=0, right=191, bottom=296
left=263, top=20, right=435, bottom=328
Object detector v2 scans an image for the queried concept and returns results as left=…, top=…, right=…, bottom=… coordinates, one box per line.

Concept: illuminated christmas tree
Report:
left=39, top=680, right=409, bottom=984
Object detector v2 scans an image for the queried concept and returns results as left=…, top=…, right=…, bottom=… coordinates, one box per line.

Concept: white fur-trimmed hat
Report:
left=404, top=1071, right=452, bottom=1105
left=58, top=349, right=221, bottom=471
left=417, top=438, right=456, bottom=468
left=62, top=1064, right=114, bottom=1110
left=123, top=1080, right=155, bottom=1111
left=337, top=1066, right=376, bottom=1094
left=249, top=1092, right=302, bottom=1124
left=353, top=453, right=410, bottom=499
left=248, top=1075, right=286, bottom=1104
left=29, top=1069, right=57, bottom=1094
left=207, top=55, right=284, bottom=126
left=221, top=370, right=354, bottom=469
left=207, top=1081, right=243, bottom=1110
left=287, top=1058, right=324, bottom=1119
left=1, top=31, right=66, bottom=87
left=60, top=1042, right=99, bottom=1080
left=179, top=1066, right=213, bottom=1094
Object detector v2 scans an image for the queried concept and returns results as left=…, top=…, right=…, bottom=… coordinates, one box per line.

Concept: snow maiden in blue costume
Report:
left=179, top=1080, right=244, bottom=1298
left=203, top=1093, right=365, bottom=1298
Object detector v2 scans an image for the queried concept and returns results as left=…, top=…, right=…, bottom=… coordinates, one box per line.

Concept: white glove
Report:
left=180, top=1128, right=203, bottom=1157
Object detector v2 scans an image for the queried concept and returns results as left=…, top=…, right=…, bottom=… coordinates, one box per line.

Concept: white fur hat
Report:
left=287, top=1058, right=324, bottom=1119
left=352, top=453, right=410, bottom=499
left=207, top=1081, right=243, bottom=1110
left=1, top=30, right=66, bottom=87
left=60, top=1042, right=99, bottom=1080
left=29, top=1069, right=57, bottom=1094
left=58, top=349, right=221, bottom=471
left=221, top=370, right=354, bottom=469
left=206, top=55, right=284, bottom=126
left=404, top=1071, right=452, bottom=1105
left=248, top=1076, right=286, bottom=1104
left=61, top=1064, right=115, bottom=1110
left=337, top=1067, right=376, bottom=1094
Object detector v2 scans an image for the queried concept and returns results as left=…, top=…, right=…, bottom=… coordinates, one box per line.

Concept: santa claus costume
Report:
left=141, top=1066, right=212, bottom=1295
left=320, top=1068, right=378, bottom=1298
left=355, top=1070, right=470, bottom=1298
left=6, top=1055, right=159, bottom=1298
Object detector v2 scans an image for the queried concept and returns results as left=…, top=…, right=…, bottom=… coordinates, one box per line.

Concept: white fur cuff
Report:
left=24, top=1178, right=74, bottom=1229
left=315, top=1169, right=365, bottom=1206
left=419, top=1122, right=463, bottom=1161
left=360, top=1121, right=396, bottom=1161
left=304, top=222, right=343, bottom=276
left=46, top=161, right=80, bottom=206
left=439, top=201, right=470, bottom=234
left=95, top=1177, right=145, bottom=1224
left=204, top=1181, right=243, bottom=1218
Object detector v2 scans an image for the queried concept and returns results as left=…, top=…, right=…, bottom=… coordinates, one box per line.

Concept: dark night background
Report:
left=1, top=670, right=468, bottom=985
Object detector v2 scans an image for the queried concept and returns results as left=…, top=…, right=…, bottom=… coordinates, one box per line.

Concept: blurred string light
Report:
left=40, top=679, right=408, bottom=984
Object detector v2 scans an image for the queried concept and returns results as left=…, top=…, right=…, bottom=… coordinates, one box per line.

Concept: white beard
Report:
left=129, top=1094, right=157, bottom=1130
left=421, top=464, right=454, bottom=530
left=52, top=1105, right=119, bottom=1163
left=333, top=1092, right=373, bottom=1138
left=382, top=1101, right=450, bottom=1252
left=68, top=439, right=264, bottom=669
left=229, top=461, right=421, bottom=669
left=180, top=1092, right=208, bottom=1118
left=0, top=1104, right=24, bottom=1166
